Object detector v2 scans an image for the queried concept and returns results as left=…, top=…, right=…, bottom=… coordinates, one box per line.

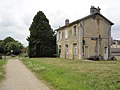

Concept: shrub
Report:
left=0, top=55, right=2, bottom=59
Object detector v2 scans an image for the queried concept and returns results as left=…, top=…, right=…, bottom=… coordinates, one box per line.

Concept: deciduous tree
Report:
left=0, top=36, right=24, bottom=55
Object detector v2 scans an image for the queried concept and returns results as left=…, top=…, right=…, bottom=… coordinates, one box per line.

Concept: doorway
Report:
left=84, top=45, right=89, bottom=59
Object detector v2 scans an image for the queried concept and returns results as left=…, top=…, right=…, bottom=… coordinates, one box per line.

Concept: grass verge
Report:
left=22, top=58, right=120, bottom=90
left=0, top=59, right=6, bottom=81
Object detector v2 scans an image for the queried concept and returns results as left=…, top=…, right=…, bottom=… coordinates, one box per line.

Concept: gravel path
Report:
left=0, top=59, right=51, bottom=90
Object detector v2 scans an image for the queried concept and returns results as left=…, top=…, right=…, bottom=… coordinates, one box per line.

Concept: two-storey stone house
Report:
left=56, top=6, right=114, bottom=60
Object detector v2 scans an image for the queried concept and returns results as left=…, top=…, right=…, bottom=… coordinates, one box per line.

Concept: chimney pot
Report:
left=90, top=6, right=101, bottom=14
left=65, top=19, right=69, bottom=26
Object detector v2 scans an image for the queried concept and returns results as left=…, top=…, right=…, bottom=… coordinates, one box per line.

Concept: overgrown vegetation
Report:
left=23, top=58, right=120, bottom=90
left=0, top=36, right=24, bottom=55
left=0, top=60, right=6, bottom=81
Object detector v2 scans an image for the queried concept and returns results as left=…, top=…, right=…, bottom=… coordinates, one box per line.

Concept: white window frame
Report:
left=73, top=44, right=77, bottom=55
left=59, top=31, right=62, bottom=41
left=57, top=32, right=59, bottom=41
left=60, top=31, right=62, bottom=40
left=65, top=29, right=68, bottom=39
left=59, top=32, right=61, bottom=40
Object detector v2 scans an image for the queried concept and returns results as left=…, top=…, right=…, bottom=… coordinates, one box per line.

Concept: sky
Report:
left=0, top=0, right=120, bottom=46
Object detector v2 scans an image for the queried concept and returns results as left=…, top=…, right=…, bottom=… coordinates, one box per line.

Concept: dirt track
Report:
left=0, top=59, right=51, bottom=90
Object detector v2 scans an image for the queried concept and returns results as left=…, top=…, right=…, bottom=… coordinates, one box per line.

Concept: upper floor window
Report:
left=57, top=32, right=59, bottom=41
left=73, top=26, right=77, bottom=37
left=65, top=29, right=68, bottom=39
left=58, top=31, right=62, bottom=41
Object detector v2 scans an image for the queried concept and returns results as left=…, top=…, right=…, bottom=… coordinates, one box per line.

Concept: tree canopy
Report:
left=28, top=11, right=56, bottom=57
left=0, top=36, right=24, bottom=55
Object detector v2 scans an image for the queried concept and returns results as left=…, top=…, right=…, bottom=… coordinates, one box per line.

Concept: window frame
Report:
left=65, top=29, right=68, bottom=39
left=73, top=44, right=77, bottom=55
left=73, top=25, right=77, bottom=37
left=59, top=31, right=62, bottom=41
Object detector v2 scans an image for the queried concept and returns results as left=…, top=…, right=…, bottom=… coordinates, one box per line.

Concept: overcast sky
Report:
left=0, top=0, right=120, bottom=46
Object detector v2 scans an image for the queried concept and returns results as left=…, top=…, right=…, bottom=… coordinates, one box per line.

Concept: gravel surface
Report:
left=0, top=59, right=51, bottom=90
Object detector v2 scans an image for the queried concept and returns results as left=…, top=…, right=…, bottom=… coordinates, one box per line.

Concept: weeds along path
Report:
left=0, top=59, right=51, bottom=90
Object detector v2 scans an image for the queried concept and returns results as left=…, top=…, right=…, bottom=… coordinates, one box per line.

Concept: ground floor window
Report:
left=73, top=44, right=77, bottom=55
left=84, top=45, right=89, bottom=58
left=65, top=44, right=69, bottom=54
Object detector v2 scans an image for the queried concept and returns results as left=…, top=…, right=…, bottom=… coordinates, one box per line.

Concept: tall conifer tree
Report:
left=28, top=11, right=56, bottom=57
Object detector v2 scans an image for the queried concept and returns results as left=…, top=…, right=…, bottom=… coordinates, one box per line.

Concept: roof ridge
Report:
left=55, top=13, right=114, bottom=31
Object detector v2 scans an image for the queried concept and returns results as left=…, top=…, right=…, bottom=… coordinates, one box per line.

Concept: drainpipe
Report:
left=80, top=22, right=84, bottom=59
left=108, top=27, right=111, bottom=59
left=65, top=44, right=66, bottom=59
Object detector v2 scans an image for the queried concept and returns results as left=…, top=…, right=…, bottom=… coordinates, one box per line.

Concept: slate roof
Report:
left=56, top=13, right=114, bottom=31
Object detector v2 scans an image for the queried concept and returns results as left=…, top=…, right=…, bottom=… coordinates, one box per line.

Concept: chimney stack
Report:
left=90, top=6, right=101, bottom=14
left=65, top=19, right=69, bottom=26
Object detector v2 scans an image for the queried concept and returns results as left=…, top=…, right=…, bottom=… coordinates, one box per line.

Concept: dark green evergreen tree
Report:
left=28, top=11, right=56, bottom=57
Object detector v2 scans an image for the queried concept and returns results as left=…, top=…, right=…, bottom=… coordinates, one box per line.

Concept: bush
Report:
left=20, top=53, right=28, bottom=57
left=0, top=55, right=2, bottom=59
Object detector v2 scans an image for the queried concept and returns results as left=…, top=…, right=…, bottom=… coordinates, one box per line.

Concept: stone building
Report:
left=56, top=6, right=114, bottom=60
left=111, top=40, right=120, bottom=56
left=111, top=40, right=120, bottom=48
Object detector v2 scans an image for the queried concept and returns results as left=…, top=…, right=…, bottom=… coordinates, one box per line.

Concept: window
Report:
left=104, top=47, right=107, bottom=54
left=73, top=26, right=77, bottom=37
left=65, top=30, right=68, bottom=39
left=59, top=31, right=62, bottom=41
left=57, top=33, right=59, bottom=41
left=65, top=44, right=69, bottom=54
left=59, top=32, right=61, bottom=40
left=73, top=44, right=77, bottom=55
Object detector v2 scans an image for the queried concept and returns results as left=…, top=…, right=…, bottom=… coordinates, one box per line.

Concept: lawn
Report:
left=22, top=58, right=120, bottom=90
left=0, top=59, right=6, bottom=81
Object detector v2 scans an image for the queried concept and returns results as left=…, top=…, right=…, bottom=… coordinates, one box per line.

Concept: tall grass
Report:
left=23, top=58, right=120, bottom=90
left=0, top=60, right=6, bottom=80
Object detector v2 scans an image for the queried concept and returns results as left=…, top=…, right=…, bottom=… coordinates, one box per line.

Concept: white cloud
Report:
left=0, top=0, right=120, bottom=46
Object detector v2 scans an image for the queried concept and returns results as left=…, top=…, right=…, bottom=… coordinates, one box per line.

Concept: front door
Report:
left=84, top=46, right=89, bottom=59
left=104, top=47, right=108, bottom=60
